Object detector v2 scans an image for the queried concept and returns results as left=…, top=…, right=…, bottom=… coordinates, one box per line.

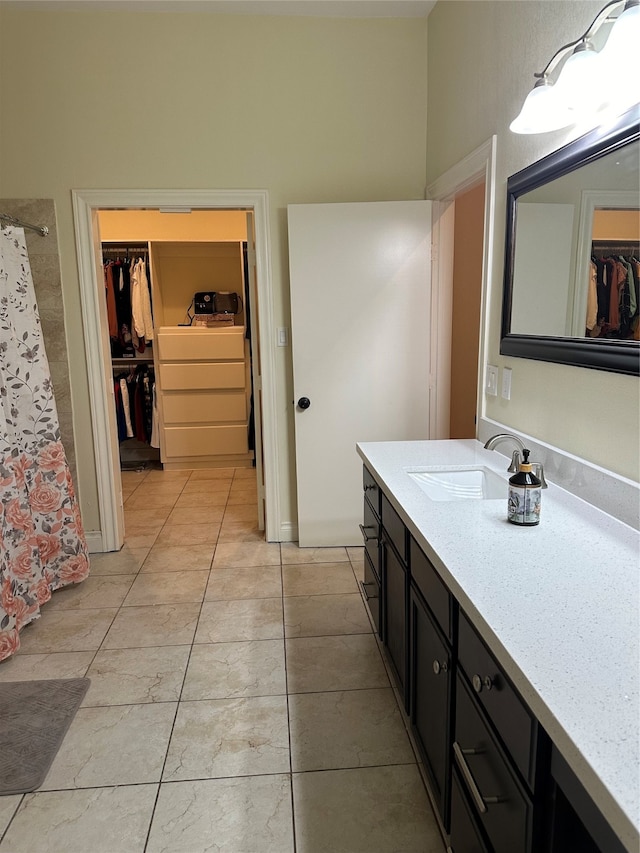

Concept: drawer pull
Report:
left=453, top=741, right=504, bottom=815
left=432, top=659, right=449, bottom=675
left=472, top=674, right=494, bottom=693
left=359, top=523, right=379, bottom=544
left=359, top=580, right=378, bottom=602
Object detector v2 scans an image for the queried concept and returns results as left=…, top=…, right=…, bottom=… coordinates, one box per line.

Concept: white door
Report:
left=288, top=200, right=432, bottom=547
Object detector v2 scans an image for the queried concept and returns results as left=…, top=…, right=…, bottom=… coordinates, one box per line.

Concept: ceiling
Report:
left=0, top=0, right=438, bottom=16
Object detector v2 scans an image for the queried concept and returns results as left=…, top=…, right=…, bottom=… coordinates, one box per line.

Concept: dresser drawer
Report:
left=361, top=496, right=381, bottom=572
left=162, top=390, right=246, bottom=425
left=160, top=361, right=245, bottom=391
left=157, top=328, right=245, bottom=361
left=410, top=537, right=452, bottom=643
left=363, top=466, right=380, bottom=519
left=458, top=612, right=538, bottom=789
left=381, top=493, right=407, bottom=564
left=454, top=673, right=533, bottom=853
left=163, top=424, right=248, bottom=457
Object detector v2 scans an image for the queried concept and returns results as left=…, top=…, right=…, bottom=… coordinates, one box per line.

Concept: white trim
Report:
left=572, top=189, right=639, bottom=336
left=72, top=189, right=281, bottom=548
left=84, top=531, right=104, bottom=554
left=426, top=136, right=498, bottom=436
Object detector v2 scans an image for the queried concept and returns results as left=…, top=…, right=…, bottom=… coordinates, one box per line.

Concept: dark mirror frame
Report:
left=500, top=104, right=640, bottom=376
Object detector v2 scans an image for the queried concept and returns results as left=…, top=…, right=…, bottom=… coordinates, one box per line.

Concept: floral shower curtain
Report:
left=0, top=225, right=90, bottom=662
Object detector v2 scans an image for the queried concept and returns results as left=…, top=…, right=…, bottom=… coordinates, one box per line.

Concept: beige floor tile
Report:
left=16, top=609, right=118, bottom=654
left=289, top=688, right=414, bottom=772
left=146, top=776, right=293, bottom=853
left=292, top=765, right=443, bottom=853
left=141, top=544, right=214, bottom=573
left=0, top=796, right=21, bottom=837
left=182, top=640, right=286, bottom=700
left=217, top=522, right=263, bottom=543
left=83, top=646, right=191, bottom=706
left=45, top=575, right=135, bottom=611
left=41, top=703, right=177, bottom=789
left=173, top=491, right=229, bottom=508
left=286, top=634, right=389, bottom=694
left=154, top=523, right=220, bottom=547
left=180, top=480, right=231, bottom=496
left=284, top=593, right=371, bottom=638
left=122, top=530, right=162, bottom=550
left=348, top=546, right=366, bottom=581
left=89, top=547, right=148, bottom=575
left=212, top=541, right=280, bottom=568
left=125, top=492, right=180, bottom=510
left=0, top=786, right=158, bottom=853
left=145, top=470, right=190, bottom=484
left=282, top=562, right=359, bottom=596
left=281, top=544, right=349, bottom=564
left=102, top=604, right=200, bottom=649
left=205, top=565, right=281, bottom=600
left=195, top=598, right=283, bottom=643
left=221, top=504, right=259, bottom=523
left=124, top=506, right=172, bottom=526
left=233, top=468, right=257, bottom=480
left=165, top=505, right=225, bottom=526
left=163, top=695, right=289, bottom=781
left=123, top=570, right=209, bottom=607
left=188, top=468, right=235, bottom=480
left=0, top=651, right=93, bottom=682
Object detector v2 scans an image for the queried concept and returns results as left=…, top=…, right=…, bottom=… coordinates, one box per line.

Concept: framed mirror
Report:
left=501, top=105, right=640, bottom=376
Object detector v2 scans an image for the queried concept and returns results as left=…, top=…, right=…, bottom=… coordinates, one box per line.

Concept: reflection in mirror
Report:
left=501, top=105, right=640, bottom=375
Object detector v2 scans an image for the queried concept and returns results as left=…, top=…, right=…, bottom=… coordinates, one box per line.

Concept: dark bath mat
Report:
left=0, top=678, right=90, bottom=796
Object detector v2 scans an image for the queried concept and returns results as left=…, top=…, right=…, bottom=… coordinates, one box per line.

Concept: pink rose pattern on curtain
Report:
left=0, top=226, right=90, bottom=661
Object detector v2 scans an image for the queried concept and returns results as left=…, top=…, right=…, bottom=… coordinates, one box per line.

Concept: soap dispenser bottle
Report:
left=508, top=449, right=541, bottom=526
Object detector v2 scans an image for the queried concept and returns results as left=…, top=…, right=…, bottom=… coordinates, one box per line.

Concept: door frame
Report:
left=426, top=137, right=497, bottom=438
left=72, top=188, right=281, bottom=550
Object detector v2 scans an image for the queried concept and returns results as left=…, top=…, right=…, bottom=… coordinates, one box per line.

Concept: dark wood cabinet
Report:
left=410, top=582, right=452, bottom=828
left=382, top=536, right=408, bottom=706
left=359, top=466, right=621, bottom=853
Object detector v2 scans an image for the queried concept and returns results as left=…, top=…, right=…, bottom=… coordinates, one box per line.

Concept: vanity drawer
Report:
left=450, top=765, right=491, bottom=853
left=362, top=552, right=381, bottom=636
left=381, top=493, right=407, bottom=564
left=458, top=612, right=538, bottom=789
left=454, top=673, right=533, bottom=853
left=410, top=537, right=452, bottom=643
left=361, top=496, right=380, bottom=572
left=363, top=466, right=381, bottom=519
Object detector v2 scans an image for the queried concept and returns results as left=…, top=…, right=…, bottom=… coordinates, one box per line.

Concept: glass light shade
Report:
left=599, top=2, right=640, bottom=110
left=555, top=44, right=606, bottom=114
left=509, top=81, right=575, bottom=134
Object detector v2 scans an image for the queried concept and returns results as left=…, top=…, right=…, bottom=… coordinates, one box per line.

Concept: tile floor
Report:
left=0, top=466, right=445, bottom=853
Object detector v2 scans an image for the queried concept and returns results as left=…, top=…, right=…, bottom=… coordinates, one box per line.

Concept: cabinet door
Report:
left=383, top=539, right=408, bottom=707
left=410, top=584, right=452, bottom=829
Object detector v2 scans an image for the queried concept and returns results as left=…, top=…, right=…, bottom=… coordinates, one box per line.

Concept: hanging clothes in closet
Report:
left=113, top=364, right=159, bottom=448
left=103, top=245, right=154, bottom=358
left=589, top=242, right=640, bottom=340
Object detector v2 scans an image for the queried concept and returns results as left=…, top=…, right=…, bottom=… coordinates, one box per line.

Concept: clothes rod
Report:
left=0, top=212, right=49, bottom=237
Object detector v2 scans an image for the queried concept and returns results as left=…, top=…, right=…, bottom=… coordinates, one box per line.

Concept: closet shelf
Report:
left=112, top=357, right=154, bottom=366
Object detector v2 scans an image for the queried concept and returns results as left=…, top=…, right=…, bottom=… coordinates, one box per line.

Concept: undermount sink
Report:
left=406, top=466, right=507, bottom=501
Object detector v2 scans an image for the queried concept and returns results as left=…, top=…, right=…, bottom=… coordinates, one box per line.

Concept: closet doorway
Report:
left=73, top=190, right=279, bottom=552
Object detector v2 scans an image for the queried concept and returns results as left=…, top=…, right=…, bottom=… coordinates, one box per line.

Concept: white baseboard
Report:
left=274, top=521, right=298, bottom=543
left=85, top=531, right=105, bottom=553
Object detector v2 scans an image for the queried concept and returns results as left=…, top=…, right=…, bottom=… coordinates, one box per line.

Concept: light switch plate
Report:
left=502, top=367, right=512, bottom=400
left=486, top=364, right=498, bottom=396
left=277, top=327, right=289, bottom=347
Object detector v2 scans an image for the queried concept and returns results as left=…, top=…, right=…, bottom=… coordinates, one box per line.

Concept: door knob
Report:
left=297, top=397, right=311, bottom=410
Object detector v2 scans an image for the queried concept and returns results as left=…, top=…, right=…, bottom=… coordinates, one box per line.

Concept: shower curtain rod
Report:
left=0, top=213, right=49, bottom=237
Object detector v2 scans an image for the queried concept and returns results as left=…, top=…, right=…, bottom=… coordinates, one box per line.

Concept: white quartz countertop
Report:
left=357, top=439, right=640, bottom=852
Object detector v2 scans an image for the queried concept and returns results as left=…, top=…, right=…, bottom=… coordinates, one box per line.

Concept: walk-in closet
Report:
left=99, top=210, right=255, bottom=473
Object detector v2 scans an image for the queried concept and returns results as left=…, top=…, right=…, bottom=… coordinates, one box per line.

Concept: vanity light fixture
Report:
left=510, top=0, right=640, bottom=134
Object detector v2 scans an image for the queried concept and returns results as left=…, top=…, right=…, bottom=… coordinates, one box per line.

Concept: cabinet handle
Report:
left=359, top=580, right=377, bottom=602
left=453, top=742, right=504, bottom=815
left=364, top=483, right=376, bottom=492
left=359, top=523, right=379, bottom=544
left=472, top=673, right=494, bottom=693
left=432, top=659, right=449, bottom=675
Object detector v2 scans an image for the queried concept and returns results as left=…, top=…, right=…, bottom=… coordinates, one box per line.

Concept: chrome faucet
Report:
left=483, top=433, right=548, bottom=487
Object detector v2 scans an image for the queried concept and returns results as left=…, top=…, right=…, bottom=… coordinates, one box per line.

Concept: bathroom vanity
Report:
left=357, top=439, right=639, bottom=853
